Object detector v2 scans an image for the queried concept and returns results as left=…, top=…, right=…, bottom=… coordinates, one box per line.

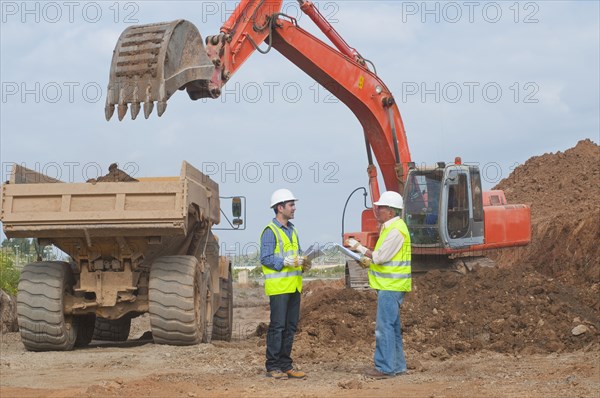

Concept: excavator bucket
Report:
left=105, top=19, right=214, bottom=121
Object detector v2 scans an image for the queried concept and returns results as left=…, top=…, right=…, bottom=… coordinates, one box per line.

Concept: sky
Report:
left=1, top=0, right=599, bottom=257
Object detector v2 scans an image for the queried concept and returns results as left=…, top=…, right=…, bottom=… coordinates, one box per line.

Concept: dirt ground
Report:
left=1, top=140, right=599, bottom=397
left=0, top=280, right=598, bottom=398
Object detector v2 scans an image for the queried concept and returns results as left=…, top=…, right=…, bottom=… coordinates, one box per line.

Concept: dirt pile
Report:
left=297, top=270, right=598, bottom=360
left=87, top=163, right=138, bottom=183
left=403, top=267, right=598, bottom=355
left=492, top=139, right=600, bottom=288
left=296, top=280, right=376, bottom=362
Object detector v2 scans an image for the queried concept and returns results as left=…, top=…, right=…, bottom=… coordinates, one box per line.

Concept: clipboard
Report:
left=335, top=243, right=361, bottom=261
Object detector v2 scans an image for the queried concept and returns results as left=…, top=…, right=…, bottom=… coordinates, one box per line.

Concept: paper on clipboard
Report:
left=335, top=243, right=362, bottom=261
left=303, top=244, right=324, bottom=261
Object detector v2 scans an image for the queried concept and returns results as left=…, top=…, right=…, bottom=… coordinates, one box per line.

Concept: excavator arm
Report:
left=105, top=0, right=411, bottom=198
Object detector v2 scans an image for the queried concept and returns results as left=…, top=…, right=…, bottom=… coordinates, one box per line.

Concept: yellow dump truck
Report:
left=1, top=161, right=238, bottom=351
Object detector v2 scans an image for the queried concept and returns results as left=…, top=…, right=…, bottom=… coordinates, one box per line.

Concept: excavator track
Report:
left=345, top=256, right=497, bottom=290
left=451, top=256, right=497, bottom=274
left=345, top=260, right=370, bottom=290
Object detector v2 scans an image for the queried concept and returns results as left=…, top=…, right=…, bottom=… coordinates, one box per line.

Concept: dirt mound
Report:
left=297, top=271, right=598, bottom=359
left=403, top=267, right=599, bottom=355
left=87, top=163, right=138, bottom=183
left=492, top=139, right=600, bottom=285
left=491, top=139, right=600, bottom=315
left=296, top=283, right=377, bottom=362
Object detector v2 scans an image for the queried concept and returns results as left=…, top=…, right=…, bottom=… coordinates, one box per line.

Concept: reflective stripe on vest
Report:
left=369, top=218, right=412, bottom=292
left=261, top=223, right=302, bottom=296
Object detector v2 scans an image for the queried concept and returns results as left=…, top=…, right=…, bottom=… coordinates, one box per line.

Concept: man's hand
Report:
left=345, top=238, right=368, bottom=255
left=358, top=255, right=371, bottom=269
left=284, top=256, right=302, bottom=266
left=301, top=256, right=312, bottom=273
left=345, top=238, right=361, bottom=250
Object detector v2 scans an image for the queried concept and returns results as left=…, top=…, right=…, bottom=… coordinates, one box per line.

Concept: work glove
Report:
left=345, top=238, right=368, bottom=255
left=284, top=256, right=303, bottom=267
left=301, top=256, right=312, bottom=273
left=358, top=255, right=371, bottom=269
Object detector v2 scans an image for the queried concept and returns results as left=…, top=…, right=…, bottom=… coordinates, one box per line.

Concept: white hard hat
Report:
left=373, top=191, right=404, bottom=209
left=270, top=189, right=298, bottom=208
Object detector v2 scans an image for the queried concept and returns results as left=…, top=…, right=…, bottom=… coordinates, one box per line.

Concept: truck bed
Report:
left=1, top=161, right=219, bottom=239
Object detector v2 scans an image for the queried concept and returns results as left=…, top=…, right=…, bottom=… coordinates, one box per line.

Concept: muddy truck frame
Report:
left=1, top=162, right=240, bottom=351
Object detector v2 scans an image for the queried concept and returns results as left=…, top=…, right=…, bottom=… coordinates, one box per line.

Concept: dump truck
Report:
left=1, top=161, right=239, bottom=351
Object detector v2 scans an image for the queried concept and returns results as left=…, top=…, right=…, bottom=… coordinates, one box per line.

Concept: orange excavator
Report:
left=105, top=0, right=531, bottom=287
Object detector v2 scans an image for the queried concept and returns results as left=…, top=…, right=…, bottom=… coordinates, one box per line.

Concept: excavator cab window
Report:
left=470, top=167, right=484, bottom=222
left=439, top=166, right=485, bottom=248
left=404, top=169, right=443, bottom=245
left=446, top=172, right=469, bottom=238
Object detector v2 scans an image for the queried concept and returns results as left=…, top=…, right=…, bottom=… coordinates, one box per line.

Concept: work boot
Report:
left=266, top=369, right=287, bottom=379
left=364, top=368, right=393, bottom=379
left=284, top=369, right=306, bottom=379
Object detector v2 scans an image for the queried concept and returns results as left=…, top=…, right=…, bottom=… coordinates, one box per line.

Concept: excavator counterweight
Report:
left=105, top=19, right=214, bottom=121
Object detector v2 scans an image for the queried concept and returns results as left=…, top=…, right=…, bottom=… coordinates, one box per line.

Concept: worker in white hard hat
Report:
left=260, top=188, right=310, bottom=380
left=345, top=190, right=411, bottom=379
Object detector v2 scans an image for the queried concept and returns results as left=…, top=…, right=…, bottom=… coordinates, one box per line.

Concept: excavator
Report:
left=105, top=0, right=531, bottom=288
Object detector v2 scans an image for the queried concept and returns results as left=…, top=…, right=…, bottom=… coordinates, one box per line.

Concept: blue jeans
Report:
left=265, top=290, right=301, bottom=372
left=374, top=290, right=406, bottom=375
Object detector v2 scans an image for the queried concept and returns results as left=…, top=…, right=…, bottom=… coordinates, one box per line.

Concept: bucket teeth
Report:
left=105, top=104, right=115, bottom=121
left=130, top=86, right=140, bottom=119
left=157, top=101, right=167, bottom=117
left=143, top=101, right=154, bottom=119
left=130, top=102, right=141, bottom=120
left=118, top=103, right=128, bottom=121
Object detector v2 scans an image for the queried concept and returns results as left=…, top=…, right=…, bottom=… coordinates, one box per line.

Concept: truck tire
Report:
left=201, top=266, right=213, bottom=344
left=92, top=316, right=131, bottom=341
left=212, top=266, right=233, bottom=341
left=149, top=256, right=210, bottom=345
left=16, top=262, right=77, bottom=351
left=75, top=314, right=96, bottom=347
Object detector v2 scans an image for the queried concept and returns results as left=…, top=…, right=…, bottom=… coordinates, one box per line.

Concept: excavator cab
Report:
left=404, top=163, right=484, bottom=249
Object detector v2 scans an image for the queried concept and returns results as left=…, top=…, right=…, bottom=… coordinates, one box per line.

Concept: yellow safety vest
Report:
left=261, top=223, right=302, bottom=296
left=369, top=218, right=412, bottom=291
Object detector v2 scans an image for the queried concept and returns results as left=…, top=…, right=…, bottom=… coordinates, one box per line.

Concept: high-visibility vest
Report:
left=261, top=223, right=302, bottom=296
left=369, top=218, right=412, bottom=291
